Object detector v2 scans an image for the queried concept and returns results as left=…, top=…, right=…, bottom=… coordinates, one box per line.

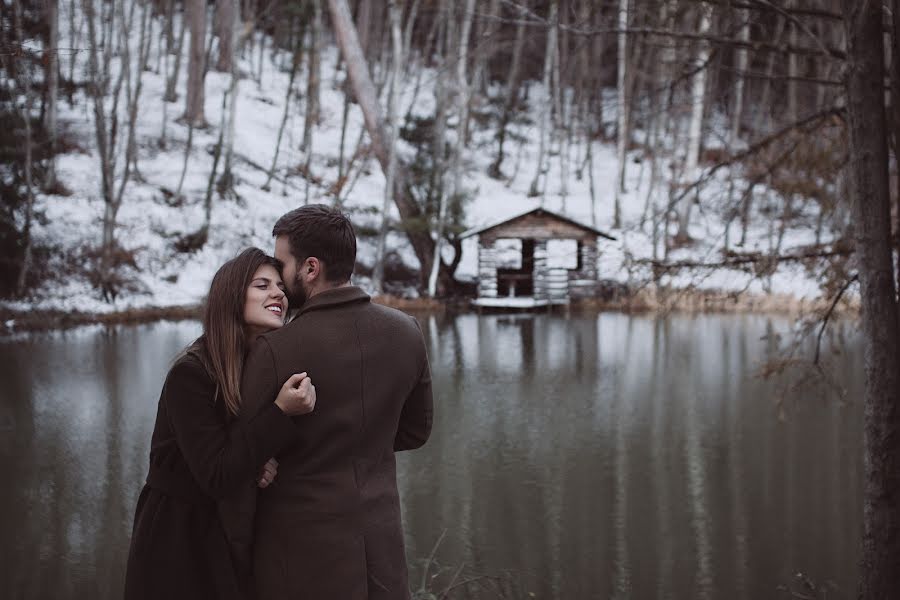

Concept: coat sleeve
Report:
left=164, top=358, right=297, bottom=500
left=218, top=336, right=285, bottom=583
left=394, top=317, right=434, bottom=451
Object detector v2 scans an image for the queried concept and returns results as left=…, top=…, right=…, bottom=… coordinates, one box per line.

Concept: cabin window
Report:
left=494, top=239, right=523, bottom=269
left=546, top=239, right=579, bottom=269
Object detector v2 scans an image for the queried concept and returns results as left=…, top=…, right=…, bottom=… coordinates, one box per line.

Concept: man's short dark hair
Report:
left=273, top=204, right=357, bottom=283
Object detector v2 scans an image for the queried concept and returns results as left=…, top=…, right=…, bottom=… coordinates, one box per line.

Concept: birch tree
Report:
left=373, top=0, right=404, bottom=294
left=675, top=2, right=712, bottom=243
left=614, top=0, right=628, bottom=228
left=428, top=0, right=475, bottom=297
left=528, top=0, right=557, bottom=199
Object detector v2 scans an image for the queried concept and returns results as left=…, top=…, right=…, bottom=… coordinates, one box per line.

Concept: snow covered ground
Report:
left=2, top=7, right=840, bottom=314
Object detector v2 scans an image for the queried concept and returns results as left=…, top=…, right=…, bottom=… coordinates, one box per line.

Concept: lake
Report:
left=0, top=312, right=864, bottom=599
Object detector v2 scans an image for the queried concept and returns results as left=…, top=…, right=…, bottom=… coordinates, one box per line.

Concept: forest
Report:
left=1, top=1, right=900, bottom=597
left=0, top=0, right=875, bottom=306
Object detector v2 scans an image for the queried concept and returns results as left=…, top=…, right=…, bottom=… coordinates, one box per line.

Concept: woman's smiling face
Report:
left=243, top=264, right=288, bottom=337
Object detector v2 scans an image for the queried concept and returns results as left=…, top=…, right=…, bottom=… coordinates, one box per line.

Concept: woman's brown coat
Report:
left=224, top=286, right=433, bottom=600
left=124, top=352, right=298, bottom=600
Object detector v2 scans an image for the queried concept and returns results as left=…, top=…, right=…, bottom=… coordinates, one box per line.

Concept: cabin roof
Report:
left=460, top=206, right=617, bottom=240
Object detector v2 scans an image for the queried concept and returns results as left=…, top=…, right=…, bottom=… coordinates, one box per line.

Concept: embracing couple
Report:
left=123, top=204, right=434, bottom=600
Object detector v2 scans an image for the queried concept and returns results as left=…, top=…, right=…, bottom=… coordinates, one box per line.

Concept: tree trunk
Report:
left=675, top=2, right=712, bottom=242
left=428, top=0, right=475, bottom=297
left=426, top=1, right=451, bottom=295
left=843, top=2, right=900, bottom=598
left=488, top=3, right=526, bottom=179
left=302, top=0, right=322, bottom=154
left=43, top=0, right=59, bottom=191
left=214, top=0, right=235, bottom=72
left=126, top=1, right=150, bottom=180
left=164, top=8, right=187, bottom=102
left=218, top=47, right=239, bottom=195
left=467, top=0, right=499, bottom=139
left=786, top=0, right=798, bottom=124
left=528, top=0, right=557, bottom=198
left=730, top=8, right=749, bottom=146
left=555, top=3, right=568, bottom=206
left=754, top=16, right=787, bottom=133
left=264, top=26, right=301, bottom=191
left=614, top=0, right=628, bottom=228
left=373, top=0, right=403, bottom=294
left=12, top=0, right=35, bottom=295
left=327, top=0, right=437, bottom=288
left=66, top=0, right=80, bottom=101
left=892, top=0, right=900, bottom=292
left=183, top=0, right=207, bottom=126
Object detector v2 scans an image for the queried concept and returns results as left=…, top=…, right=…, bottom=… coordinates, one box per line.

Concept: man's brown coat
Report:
left=227, top=286, right=433, bottom=600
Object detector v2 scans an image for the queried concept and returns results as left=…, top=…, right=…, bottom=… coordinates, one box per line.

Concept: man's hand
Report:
left=274, top=372, right=316, bottom=416
left=257, top=458, right=278, bottom=489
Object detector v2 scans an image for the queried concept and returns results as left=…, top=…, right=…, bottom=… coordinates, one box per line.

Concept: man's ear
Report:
left=304, top=257, right=322, bottom=281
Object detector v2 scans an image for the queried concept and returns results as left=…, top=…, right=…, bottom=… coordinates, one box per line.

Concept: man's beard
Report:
left=286, top=274, right=308, bottom=309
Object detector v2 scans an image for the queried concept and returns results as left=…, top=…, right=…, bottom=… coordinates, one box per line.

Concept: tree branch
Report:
left=814, top=273, right=858, bottom=368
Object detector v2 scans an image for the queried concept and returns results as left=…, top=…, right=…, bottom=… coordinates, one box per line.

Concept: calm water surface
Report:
left=0, top=313, right=864, bottom=599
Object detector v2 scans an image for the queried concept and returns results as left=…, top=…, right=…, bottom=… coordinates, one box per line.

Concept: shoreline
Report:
left=0, top=288, right=858, bottom=335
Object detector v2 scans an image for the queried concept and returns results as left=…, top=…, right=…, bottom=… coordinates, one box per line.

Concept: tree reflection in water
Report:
left=1, top=315, right=863, bottom=599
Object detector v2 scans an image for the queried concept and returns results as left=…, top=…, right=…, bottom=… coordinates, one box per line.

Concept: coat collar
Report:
left=294, top=285, right=370, bottom=317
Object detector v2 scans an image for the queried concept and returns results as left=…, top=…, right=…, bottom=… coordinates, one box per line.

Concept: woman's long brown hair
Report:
left=186, top=248, right=281, bottom=417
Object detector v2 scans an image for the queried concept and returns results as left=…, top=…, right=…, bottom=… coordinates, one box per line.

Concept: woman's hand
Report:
left=274, top=372, right=316, bottom=416
left=257, top=458, right=278, bottom=488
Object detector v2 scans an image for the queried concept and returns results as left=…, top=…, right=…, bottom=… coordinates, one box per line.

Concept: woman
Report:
left=124, top=248, right=314, bottom=600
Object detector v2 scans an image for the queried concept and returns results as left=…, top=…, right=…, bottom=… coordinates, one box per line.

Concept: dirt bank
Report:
left=0, top=288, right=858, bottom=335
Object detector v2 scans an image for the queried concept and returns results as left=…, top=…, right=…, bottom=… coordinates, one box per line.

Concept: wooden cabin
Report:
left=461, top=207, right=616, bottom=309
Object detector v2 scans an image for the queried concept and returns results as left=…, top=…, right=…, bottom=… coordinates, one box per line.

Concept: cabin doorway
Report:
left=497, top=239, right=535, bottom=297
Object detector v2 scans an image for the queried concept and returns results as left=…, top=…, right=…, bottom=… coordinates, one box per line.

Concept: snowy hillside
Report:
left=1, top=6, right=841, bottom=315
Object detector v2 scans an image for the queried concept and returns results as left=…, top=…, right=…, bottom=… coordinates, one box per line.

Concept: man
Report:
left=238, top=204, right=433, bottom=599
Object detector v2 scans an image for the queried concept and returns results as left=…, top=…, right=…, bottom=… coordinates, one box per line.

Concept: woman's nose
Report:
left=271, top=287, right=284, bottom=298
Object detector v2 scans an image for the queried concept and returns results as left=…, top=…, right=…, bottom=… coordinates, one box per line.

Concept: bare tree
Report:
left=675, top=2, right=713, bottom=243
left=614, top=0, right=628, bottom=228
left=528, top=0, right=558, bottom=198
left=11, top=0, right=36, bottom=295
left=264, top=20, right=302, bottom=191
left=428, top=0, right=475, bottom=297
left=214, top=0, right=235, bottom=72
left=843, top=2, right=900, bottom=598
left=183, top=0, right=207, bottom=126
left=488, top=2, right=526, bottom=179
left=302, top=0, right=323, bottom=205
left=43, top=0, right=59, bottom=190
left=302, top=0, right=322, bottom=154
left=373, top=0, right=404, bottom=294
left=327, top=0, right=441, bottom=290
left=81, top=0, right=143, bottom=300
left=163, top=3, right=187, bottom=102
left=730, top=8, right=749, bottom=146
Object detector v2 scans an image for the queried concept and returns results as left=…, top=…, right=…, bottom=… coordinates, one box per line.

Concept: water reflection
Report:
left=1, top=314, right=863, bottom=599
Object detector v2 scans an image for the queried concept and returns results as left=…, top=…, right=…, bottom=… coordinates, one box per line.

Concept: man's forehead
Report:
left=274, top=236, right=290, bottom=254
